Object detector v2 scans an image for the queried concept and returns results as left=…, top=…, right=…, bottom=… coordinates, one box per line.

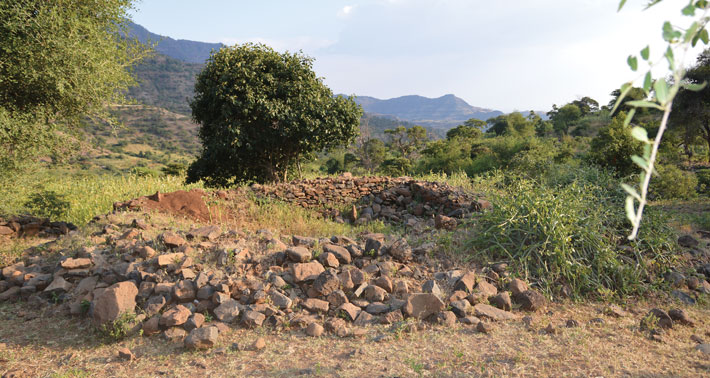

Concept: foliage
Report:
left=0, top=0, right=148, bottom=170
left=650, top=165, right=698, bottom=200
left=671, top=48, right=710, bottom=161
left=23, top=190, right=70, bottom=220
left=466, top=169, right=677, bottom=297
left=100, top=312, right=137, bottom=341
left=588, top=112, right=644, bottom=176
left=356, top=138, right=386, bottom=173
left=548, top=104, right=582, bottom=136
left=187, top=43, right=362, bottom=186
left=446, top=119, right=485, bottom=140
left=617, top=0, right=710, bottom=239
left=696, top=168, right=710, bottom=193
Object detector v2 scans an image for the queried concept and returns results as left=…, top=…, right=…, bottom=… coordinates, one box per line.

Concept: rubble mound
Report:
left=250, top=174, right=489, bottom=227
left=0, top=216, right=77, bottom=239
left=113, top=189, right=231, bottom=223
left=0, top=214, right=543, bottom=349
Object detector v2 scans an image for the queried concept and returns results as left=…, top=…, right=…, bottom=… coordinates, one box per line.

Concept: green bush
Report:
left=696, top=168, right=710, bottom=194
left=650, top=164, right=698, bottom=200
left=23, top=190, right=70, bottom=220
left=588, top=112, right=644, bottom=177
left=465, top=171, right=677, bottom=298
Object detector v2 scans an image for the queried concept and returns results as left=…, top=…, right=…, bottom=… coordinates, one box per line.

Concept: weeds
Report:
left=99, top=312, right=137, bottom=342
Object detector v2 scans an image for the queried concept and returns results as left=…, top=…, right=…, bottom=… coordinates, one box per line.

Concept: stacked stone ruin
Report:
left=0, top=216, right=77, bottom=239
left=0, top=215, right=545, bottom=350
left=250, top=174, right=489, bottom=227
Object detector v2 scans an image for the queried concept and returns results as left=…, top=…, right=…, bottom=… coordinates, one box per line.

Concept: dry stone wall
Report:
left=250, top=174, right=488, bottom=226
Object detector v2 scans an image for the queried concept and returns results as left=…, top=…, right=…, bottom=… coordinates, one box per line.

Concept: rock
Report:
left=184, top=313, right=205, bottom=331
left=365, top=302, right=390, bottom=315
left=137, top=246, right=156, bottom=259
left=643, top=308, right=673, bottom=330
left=508, top=278, right=528, bottom=297
left=543, top=323, right=557, bottom=334
left=92, top=281, right=138, bottom=325
left=604, top=304, right=628, bottom=318
left=671, top=290, right=696, bottom=305
left=60, top=258, right=92, bottom=270
left=131, top=218, right=148, bottom=230
left=353, top=311, right=376, bottom=326
left=403, top=293, right=445, bottom=319
left=157, top=253, right=185, bottom=267
left=473, top=304, right=517, bottom=321
left=269, top=291, right=292, bottom=310
left=421, top=280, right=443, bottom=298
left=381, top=310, right=404, bottom=324
left=241, top=310, right=266, bottom=328
left=302, top=298, right=329, bottom=313
left=161, top=232, right=186, bottom=249
left=476, top=321, right=494, bottom=334
left=435, top=215, right=457, bottom=230
left=292, top=261, right=325, bottom=282
left=172, top=280, right=196, bottom=302
left=389, top=238, right=412, bottom=261
left=364, top=237, right=383, bottom=256
left=338, top=303, right=361, bottom=321
left=292, top=235, right=317, bottom=248
left=185, top=326, right=219, bottom=349
left=450, top=300, right=471, bottom=318
left=306, top=322, right=324, bottom=337
left=691, top=334, right=705, bottom=344
left=213, top=299, right=241, bottom=323
left=516, top=290, right=545, bottom=312
left=326, top=290, right=349, bottom=308
left=160, top=305, right=191, bottom=327
left=566, top=319, right=579, bottom=328
left=454, top=271, right=477, bottom=293
left=163, top=327, right=187, bottom=341
left=286, top=247, right=312, bottom=263
left=394, top=280, right=409, bottom=295
left=144, top=295, right=166, bottom=316
left=142, top=316, right=160, bottom=335
left=363, top=285, right=388, bottom=302
left=250, top=337, right=266, bottom=351
left=312, top=270, right=340, bottom=296
left=322, top=244, right=351, bottom=264
left=320, top=253, right=340, bottom=268
left=678, top=235, right=699, bottom=248
left=666, top=271, right=686, bottom=288
left=668, top=308, right=694, bottom=326
left=437, top=311, right=457, bottom=327
left=44, top=276, right=72, bottom=294
left=696, top=344, right=710, bottom=355
left=188, top=226, right=221, bottom=241
left=117, top=348, right=134, bottom=361
left=490, top=292, right=512, bottom=311
left=460, top=316, right=481, bottom=326
left=473, top=280, right=498, bottom=299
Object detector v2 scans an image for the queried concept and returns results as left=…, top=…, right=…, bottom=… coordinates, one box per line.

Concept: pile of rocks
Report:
left=0, top=216, right=77, bottom=239
left=251, top=174, right=489, bottom=228
left=0, top=214, right=543, bottom=350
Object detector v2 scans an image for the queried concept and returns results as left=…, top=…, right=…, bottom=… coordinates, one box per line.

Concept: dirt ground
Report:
left=0, top=299, right=708, bottom=377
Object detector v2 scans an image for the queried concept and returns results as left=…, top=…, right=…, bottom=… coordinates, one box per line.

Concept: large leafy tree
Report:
left=671, top=49, right=710, bottom=161
left=548, top=104, right=582, bottom=135
left=187, top=43, right=362, bottom=186
left=0, top=0, right=146, bottom=170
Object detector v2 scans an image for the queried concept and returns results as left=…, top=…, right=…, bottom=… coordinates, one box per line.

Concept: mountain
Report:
left=352, top=94, right=504, bottom=128
left=127, top=22, right=223, bottom=64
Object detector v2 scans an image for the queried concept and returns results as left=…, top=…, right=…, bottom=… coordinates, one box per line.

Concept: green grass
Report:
left=0, top=168, right=202, bottom=225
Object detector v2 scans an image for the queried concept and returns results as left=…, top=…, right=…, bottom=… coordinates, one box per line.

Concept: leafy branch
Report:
left=616, top=0, right=710, bottom=240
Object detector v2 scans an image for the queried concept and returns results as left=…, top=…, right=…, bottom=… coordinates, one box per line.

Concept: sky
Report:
left=129, top=0, right=704, bottom=113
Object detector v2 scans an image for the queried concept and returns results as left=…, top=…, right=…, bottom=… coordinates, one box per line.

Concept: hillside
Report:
left=127, top=22, right=222, bottom=64
left=353, top=94, right=504, bottom=128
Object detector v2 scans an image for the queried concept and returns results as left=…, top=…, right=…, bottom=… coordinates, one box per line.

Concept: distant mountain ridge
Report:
left=351, top=94, right=503, bottom=128
left=127, top=22, right=222, bottom=64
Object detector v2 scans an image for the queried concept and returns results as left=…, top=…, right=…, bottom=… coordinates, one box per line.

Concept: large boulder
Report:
left=185, top=326, right=219, bottom=349
left=92, top=281, right=138, bottom=325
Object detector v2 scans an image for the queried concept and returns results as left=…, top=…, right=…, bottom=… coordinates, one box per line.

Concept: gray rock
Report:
left=213, top=299, right=241, bottom=323
left=473, top=303, right=517, bottom=321
left=185, top=326, right=219, bottom=349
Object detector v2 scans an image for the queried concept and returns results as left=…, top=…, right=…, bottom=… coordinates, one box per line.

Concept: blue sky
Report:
left=130, top=0, right=701, bottom=112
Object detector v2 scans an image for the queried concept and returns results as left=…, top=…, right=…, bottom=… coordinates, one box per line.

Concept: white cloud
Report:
left=337, top=5, right=354, bottom=18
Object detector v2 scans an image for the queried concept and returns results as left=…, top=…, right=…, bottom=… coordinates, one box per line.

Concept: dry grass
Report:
left=0, top=301, right=708, bottom=377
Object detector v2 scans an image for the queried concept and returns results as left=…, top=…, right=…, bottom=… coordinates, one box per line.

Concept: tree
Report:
left=588, top=112, right=644, bottom=177
left=671, top=49, right=710, bottom=161
left=186, top=43, right=362, bottom=186
left=357, top=138, right=385, bottom=173
left=0, top=0, right=147, bottom=170
left=383, top=125, right=428, bottom=159
left=504, top=112, right=535, bottom=137
left=571, top=97, right=600, bottom=115
left=447, top=118, right=485, bottom=140
left=549, top=104, right=581, bottom=136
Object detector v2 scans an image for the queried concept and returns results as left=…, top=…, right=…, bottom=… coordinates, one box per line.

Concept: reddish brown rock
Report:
left=185, top=326, right=219, bottom=349
left=292, top=261, right=325, bottom=282
left=403, top=293, right=445, bottom=319
left=160, top=305, right=192, bottom=327
left=92, top=281, right=138, bottom=325
left=60, top=258, right=92, bottom=270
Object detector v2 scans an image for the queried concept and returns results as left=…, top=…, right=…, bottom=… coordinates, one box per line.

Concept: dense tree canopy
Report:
left=671, top=49, right=710, bottom=161
left=0, top=0, right=146, bottom=170
left=186, top=43, right=362, bottom=186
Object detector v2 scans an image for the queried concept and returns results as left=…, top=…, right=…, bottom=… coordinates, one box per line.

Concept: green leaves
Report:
left=640, top=46, right=650, bottom=60
left=627, top=55, right=638, bottom=71
left=654, top=78, right=669, bottom=105
left=631, top=126, right=649, bottom=143
left=618, top=0, right=627, bottom=11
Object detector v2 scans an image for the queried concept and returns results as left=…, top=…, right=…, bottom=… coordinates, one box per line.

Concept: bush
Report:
left=23, top=190, right=70, bottom=220
left=465, top=171, right=677, bottom=298
left=588, top=112, right=644, bottom=176
left=650, top=164, right=698, bottom=200
left=696, top=168, right=710, bottom=194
